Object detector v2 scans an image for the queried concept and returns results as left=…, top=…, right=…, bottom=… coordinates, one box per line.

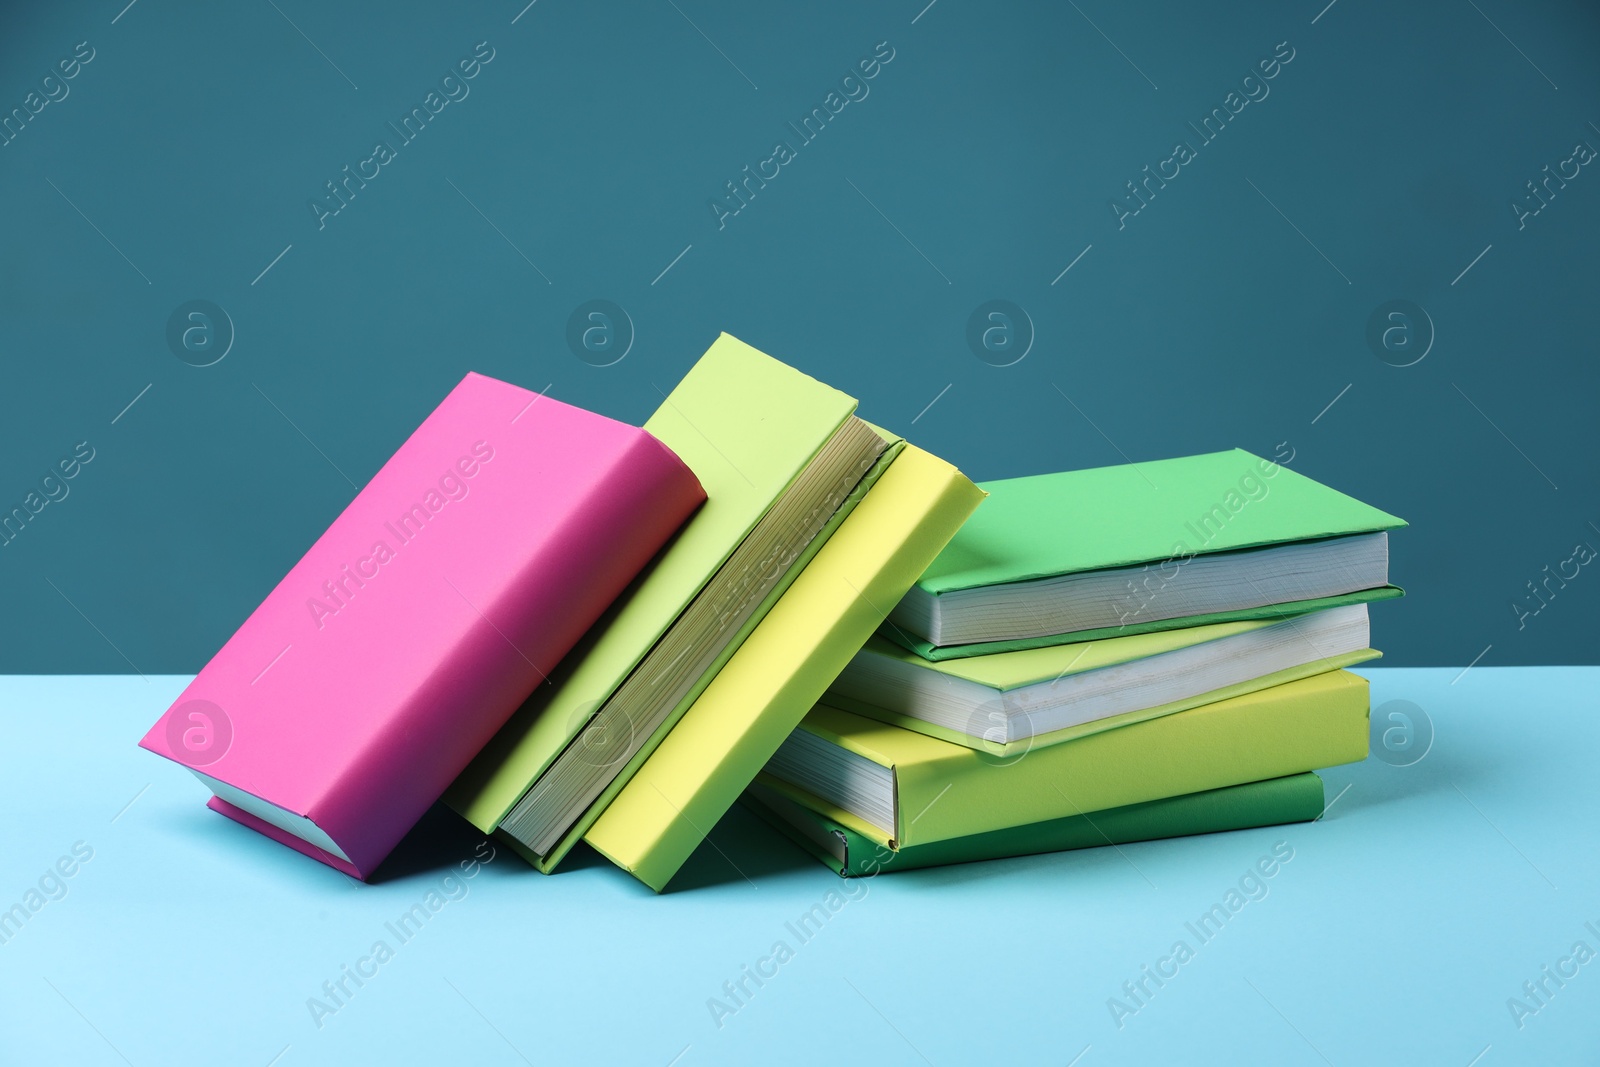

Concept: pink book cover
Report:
left=138, top=372, right=704, bottom=879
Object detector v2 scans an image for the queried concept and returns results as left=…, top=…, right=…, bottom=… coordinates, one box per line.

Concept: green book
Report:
left=743, top=773, right=1327, bottom=876
left=885, top=448, right=1406, bottom=660
left=830, top=604, right=1378, bottom=754
left=760, top=669, right=1369, bottom=848
left=445, top=333, right=893, bottom=872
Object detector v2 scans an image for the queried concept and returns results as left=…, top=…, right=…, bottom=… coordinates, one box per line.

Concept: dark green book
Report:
left=885, top=449, right=1405, bottom=660
left=743, top=772, right=1326, bottom=876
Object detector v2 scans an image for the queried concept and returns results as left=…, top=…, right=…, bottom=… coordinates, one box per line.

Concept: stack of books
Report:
left=136, top=334, right=1404, bottom=890
left=747, top=451, right=1406, bottom=876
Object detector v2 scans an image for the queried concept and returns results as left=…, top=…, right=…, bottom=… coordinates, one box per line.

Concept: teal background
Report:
left=2, top=668, right=1595, bottom=1064
left=1, top=0, right=1596, bottom=669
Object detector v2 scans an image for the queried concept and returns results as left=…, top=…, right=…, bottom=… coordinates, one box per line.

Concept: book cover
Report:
left=885, top=448, right=1406, bottom=660
left=444, top=334, right=859, bottom=836
left=914, top=449, right=1405, bottom=592
left=138, top=372, right=705, bottom=879
left=583, top=443, right=985, bottom=891
left=761, top=669, right=1371, bottom=848
left=743, top=772, right=1327, bottom=876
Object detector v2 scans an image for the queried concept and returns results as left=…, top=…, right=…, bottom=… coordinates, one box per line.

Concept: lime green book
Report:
left=886, top=449, right=1406, bottom=660
left=583, top=443, right=984, bottom=891
left=743, top=772, right=1327, bottom=876
left=445, top=333, right=894, bottom=871
left=760, top=670, right=1370, bottom=849
left=831, top=603, right=1379, bottom=754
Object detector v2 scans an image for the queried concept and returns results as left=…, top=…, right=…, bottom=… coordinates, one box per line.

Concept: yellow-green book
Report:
left=760, top=670, right=1370, bottom=849
left=584, top=442, right=983, bottom=890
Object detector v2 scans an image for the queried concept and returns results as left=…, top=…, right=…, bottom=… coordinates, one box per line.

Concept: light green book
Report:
left=743, top=773, right=1327, bottom=876
left=886, top=448, right=1406, bottom=660
left=444, top=333, right=893, bottom=872
left=830, top=603, right=1379, bottom=754
left=760, top=670, right=1370, bottom=848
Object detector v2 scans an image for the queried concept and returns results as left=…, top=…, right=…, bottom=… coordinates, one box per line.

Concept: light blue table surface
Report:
left=1, top=667, right=1595, bottom=1065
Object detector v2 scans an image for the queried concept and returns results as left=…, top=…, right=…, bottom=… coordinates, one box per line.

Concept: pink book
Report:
left=138, top=372, right=704, bottom=879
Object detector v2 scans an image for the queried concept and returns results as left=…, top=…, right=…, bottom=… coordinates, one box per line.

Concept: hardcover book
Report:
left=138, top=372, right=705, bottom=879
left=886, top=449, right=1406, bottom=660
left=760, top=670, right=1370, bottom=848
left=743, top=772, right=1328, bottom=876
left=584, top=441, right=984, bottom=891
